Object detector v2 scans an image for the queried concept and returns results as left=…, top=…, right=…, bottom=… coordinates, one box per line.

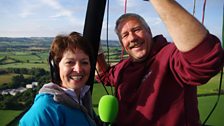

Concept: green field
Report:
left=0, top=73, right=31, bottom=85
left=0, top=110, right=23, bottom=126
left=0, top=49, right=223, bottom=125
left=0, top=63, right=49, bottom=71
left=0, top=51, right=49, bottom=71
left=1, top=84, right=223, bottom=126
left=199, top=95, right=224, bottom=126
left=0, top=73, right=17, bottom=84
left=198, top=72, right=223, bottom=94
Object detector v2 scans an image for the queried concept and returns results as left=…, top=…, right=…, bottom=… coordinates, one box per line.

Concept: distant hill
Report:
left=0, top=37, right=53, bottom=43
left=0, top=37, right=52, bottom=51
left=0, top=37, right=120, bottom=51
left=100, top=40, right=120, bottom=47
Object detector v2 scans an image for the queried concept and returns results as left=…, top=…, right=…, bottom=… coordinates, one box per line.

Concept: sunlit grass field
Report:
left=0, top=77, right=223, bottom=126
left=0, top=73, right=17, bottom=84
left=0, top=63, right=49, bottom=71
left=198, top=72, right=223, bottom=94
left=0, top=110, right=23, bottom=126
left=0, top=51, right=223, bottom=125
left=198, top=95, right=224, bottom=126
left=0, top=73, right=31, bottom=85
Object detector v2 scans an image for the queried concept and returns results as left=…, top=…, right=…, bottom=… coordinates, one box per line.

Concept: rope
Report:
left=120, top=0, right=128, bottom=60
left=202, top=69, right=223, bottom=125
left=222, top=3, right=224, bottom=48
left=193, top=0, right=196, bottom=15
left=106, top=0, right=110, bottom=65
left=97, top=0, right=128, bottom=95
left=124, top=0, right=127, bottom=14
left=201, top=0, right=207, bottom=24
left=202, top=2, right=224, bottom=125
left=106, top=0, right=114, bottom=95
left=99, top=0, right=114, bottom=95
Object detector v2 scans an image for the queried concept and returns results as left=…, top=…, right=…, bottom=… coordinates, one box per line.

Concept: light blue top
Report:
left=19, top=83, right=96, bottom=126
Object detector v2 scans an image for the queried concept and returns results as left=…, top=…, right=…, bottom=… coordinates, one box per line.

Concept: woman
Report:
left=20, top=32, right=98, bottom=126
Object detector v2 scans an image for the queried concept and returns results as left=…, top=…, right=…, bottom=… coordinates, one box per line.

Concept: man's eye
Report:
left=134, top=28, right=141, bottom=32
left=134, top=29, right=140, bottom=32
left=121, top=34, right=128, bottom=38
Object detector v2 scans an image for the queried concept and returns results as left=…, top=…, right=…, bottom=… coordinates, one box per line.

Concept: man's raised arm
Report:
left=150, top=0, right=208, bottom=52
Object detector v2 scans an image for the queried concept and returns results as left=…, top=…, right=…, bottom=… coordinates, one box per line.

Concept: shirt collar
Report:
left=61, top=85, right=90, bottom=105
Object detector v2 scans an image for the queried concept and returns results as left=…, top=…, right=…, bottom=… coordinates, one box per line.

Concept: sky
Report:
left=0, top=0, right=223, bottom=41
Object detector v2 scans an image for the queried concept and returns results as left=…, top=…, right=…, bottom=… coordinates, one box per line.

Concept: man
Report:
left=96, top=0, right=224, bottom=125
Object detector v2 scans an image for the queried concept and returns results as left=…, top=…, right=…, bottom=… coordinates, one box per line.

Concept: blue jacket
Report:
left=19, top=83, right=97, bottom=126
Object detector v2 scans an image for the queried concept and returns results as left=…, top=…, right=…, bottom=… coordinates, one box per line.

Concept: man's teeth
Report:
left=129, top=41, right=142, bottom=49
left=70, top=75, right=83, bottom=80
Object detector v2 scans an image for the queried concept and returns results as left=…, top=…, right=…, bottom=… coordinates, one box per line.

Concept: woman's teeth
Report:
left=70, top=75, right=83, bottom=80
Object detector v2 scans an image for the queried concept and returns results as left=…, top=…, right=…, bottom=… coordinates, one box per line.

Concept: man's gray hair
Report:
left=115, top=13, right=150, bottom=35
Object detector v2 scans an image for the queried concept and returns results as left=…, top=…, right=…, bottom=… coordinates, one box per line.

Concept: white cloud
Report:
left=18, top=0, right=43, bottom=18
left=116, top=0, right=126, bottom=7
left=0, top=0, right=222, bottom=40
left=146, top=17, right=161, bottom=26
left=19, top=11, right=34, bottom=18
left=40, top=0, right=77, bottom=24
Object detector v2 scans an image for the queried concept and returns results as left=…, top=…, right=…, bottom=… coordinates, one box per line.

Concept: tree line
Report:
left=0, top=68, right=50, bottom=110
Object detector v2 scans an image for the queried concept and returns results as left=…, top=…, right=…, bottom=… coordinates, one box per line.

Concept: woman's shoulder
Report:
left=26, top=93, right=58, bottom=113
left=19, top=93, right=64, bottom=126
left=35, top=93, right=55, bottom=105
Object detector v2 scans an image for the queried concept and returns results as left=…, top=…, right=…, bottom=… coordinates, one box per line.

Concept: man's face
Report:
left=118, top=18, right=152, bottom=62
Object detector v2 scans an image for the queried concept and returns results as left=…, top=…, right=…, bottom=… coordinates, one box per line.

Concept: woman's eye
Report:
left=82, top=61, right=90, bottom=65
left=65, top=61, right=73, bottom=65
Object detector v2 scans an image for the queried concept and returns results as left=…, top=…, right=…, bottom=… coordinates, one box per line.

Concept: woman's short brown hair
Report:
left=49, top=31, right=94, bottom=84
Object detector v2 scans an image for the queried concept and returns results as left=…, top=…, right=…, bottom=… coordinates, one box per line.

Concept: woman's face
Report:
left=59, top=48, right=91, bottom=91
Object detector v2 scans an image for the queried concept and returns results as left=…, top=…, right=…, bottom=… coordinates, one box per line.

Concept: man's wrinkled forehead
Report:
left=117, top=17, right=142, bottom=32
